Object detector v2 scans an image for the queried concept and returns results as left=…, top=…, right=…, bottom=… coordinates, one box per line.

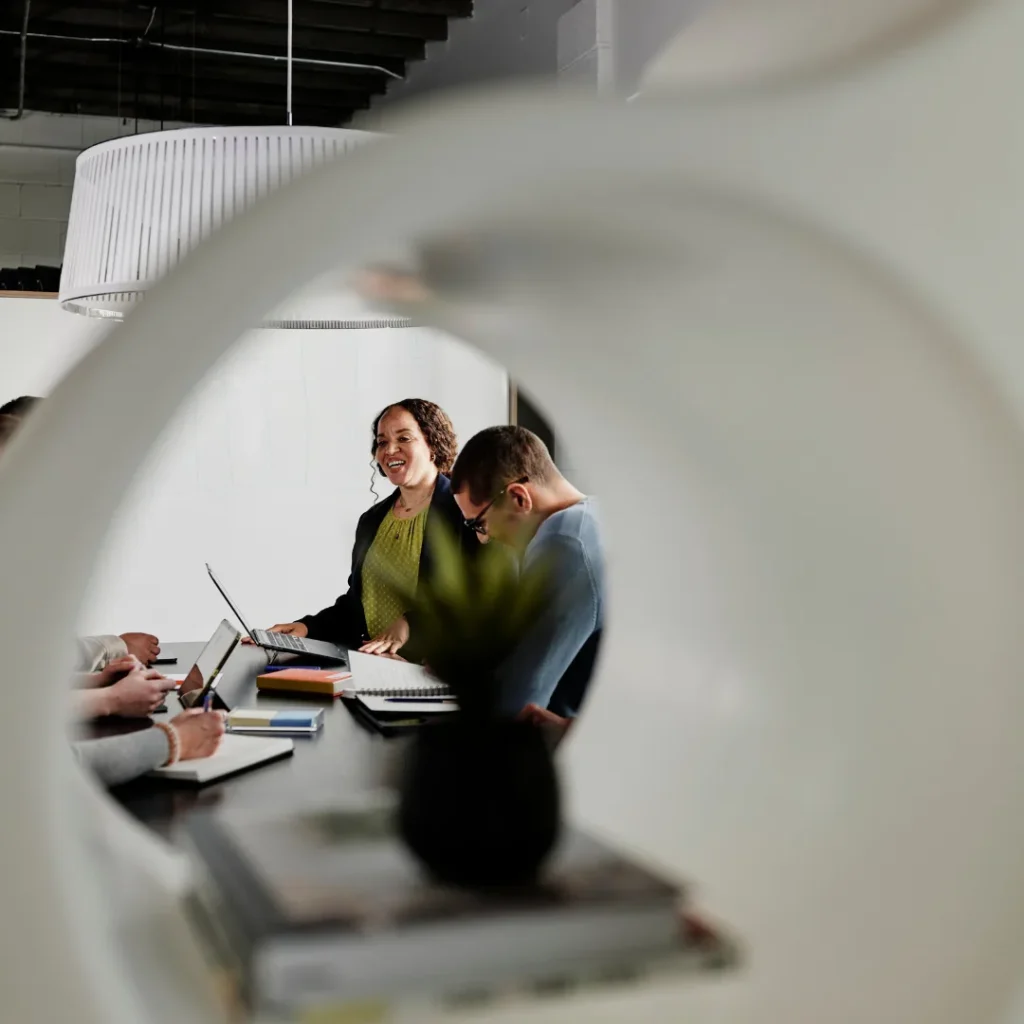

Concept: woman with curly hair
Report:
left=260, top=399, right=478, bottom=657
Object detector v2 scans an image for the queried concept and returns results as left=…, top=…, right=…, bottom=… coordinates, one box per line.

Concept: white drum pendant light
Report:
left=58, top=0, right=411, bottom=330
left=58, top=125, right=413, bottom=329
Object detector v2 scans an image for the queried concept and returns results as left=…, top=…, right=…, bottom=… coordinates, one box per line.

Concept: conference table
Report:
left=102, top=640, right=403, bottom=842
left=97, top=641, right=738, bottom=1006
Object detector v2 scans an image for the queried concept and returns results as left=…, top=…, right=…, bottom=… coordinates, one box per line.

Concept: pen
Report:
left=383, top=697, right=457, bottom=704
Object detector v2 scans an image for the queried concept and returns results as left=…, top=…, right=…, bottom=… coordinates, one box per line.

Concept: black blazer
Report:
left=298, top=474, right=477, bottom=649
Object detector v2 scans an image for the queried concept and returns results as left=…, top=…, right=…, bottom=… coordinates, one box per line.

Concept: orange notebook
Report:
left=256, top=667, right=352, bottom=697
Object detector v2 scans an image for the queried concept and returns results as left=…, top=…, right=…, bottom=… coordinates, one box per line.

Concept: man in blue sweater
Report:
left=450, top=426, right=604, bottom=719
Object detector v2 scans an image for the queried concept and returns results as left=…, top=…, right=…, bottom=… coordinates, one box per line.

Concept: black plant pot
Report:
left=397, top=718, right=561, bottom=889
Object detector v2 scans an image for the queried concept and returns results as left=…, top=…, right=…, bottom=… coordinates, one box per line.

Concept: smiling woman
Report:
left=374, top=398, right=460, bottom=492
left=255, top=398, right=480, bottom=657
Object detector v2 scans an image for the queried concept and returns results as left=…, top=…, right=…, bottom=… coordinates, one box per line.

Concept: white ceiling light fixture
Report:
left=58, top=125, right=413, bottom=329
left=58, top=0, right=413, bottom=330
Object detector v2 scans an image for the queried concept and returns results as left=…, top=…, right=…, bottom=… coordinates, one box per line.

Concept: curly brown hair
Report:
left=371, top=398, right=458, bottom=476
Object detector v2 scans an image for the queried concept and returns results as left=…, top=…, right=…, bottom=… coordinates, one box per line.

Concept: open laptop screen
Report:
left=205, top=563, right=257, bottom=641
left=178, top=618, right=241, bottom=704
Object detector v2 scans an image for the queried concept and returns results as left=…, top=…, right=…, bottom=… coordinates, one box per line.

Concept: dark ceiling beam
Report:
left=13, top=41, right=391, bottom=96
left=26, top=87, right=368, bottom=124
left=0, top=0, right=474, bottom=127
left=29, top=10, right=423, bottom=63
left=0, top=40, right=379, bottom=125
left=0, top=31, right=405, bottom=81
left=59, top=0, right=453, bottom=43
left=376, top=0, right=473, bottom=15
left=35, top=86, right=353, bottom=127
left=22, top=66, right=374, bottom=113
left=21, top=0, right=474, bottom=20
left=305, top=0, right=473, bottom=14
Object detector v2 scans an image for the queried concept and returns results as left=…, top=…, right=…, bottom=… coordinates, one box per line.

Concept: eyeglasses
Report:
left=464, top=476, right=528, bottom=535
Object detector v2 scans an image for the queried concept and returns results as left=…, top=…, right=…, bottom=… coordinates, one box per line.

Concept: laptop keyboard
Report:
left=258, top=630, right=306, bottom=652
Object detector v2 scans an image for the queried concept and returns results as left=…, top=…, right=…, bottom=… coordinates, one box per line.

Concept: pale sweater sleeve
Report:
left=73, top=729, right=171, bottom=787
left=76, top=634, right=129, bottom=672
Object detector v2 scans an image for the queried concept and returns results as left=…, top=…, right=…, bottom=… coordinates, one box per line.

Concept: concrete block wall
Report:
left=0, top=111, right=194, bottom=272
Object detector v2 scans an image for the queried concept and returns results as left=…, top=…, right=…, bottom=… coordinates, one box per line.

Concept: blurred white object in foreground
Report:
left=0, top=2, right=1023, bottom=1023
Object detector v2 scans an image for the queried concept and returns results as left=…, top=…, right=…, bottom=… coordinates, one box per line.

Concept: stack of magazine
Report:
left=183, top=798, right=735, bottom=1017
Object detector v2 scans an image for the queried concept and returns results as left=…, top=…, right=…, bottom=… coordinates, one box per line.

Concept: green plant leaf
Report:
left=380, top=518, right=553, bottom=717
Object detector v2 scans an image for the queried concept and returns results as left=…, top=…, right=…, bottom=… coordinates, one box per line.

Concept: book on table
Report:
left=183, top=798, right=692, bottom=1014
left=227, top=708, right=325, bottom=735
left=256, top=667, right=351, bottom=697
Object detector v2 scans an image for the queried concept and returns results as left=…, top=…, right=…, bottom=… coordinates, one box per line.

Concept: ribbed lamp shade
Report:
left=59, top=126, right=412, bottom=329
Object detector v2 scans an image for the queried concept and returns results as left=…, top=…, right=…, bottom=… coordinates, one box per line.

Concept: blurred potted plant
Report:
left=386, top=521, right=560, bottom=889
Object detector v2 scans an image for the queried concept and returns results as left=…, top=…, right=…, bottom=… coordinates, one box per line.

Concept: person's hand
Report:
left=99, top=654, right=143, bottom=683
left=106, top=666, right=176, bottom=717
left=77, top=655, right=143, bottom=690
left=242, top=621, right=308, bottom=644
left=359, top=616, right=409, bottom=656
left=119, top=632, right=161, bottom=665
left=518, top=703, right=572, bottom=735
left=170, top=708, right=227, bottom=761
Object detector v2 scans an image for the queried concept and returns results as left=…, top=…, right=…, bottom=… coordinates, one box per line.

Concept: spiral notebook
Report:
left=343, top=650, right=453, bottom=698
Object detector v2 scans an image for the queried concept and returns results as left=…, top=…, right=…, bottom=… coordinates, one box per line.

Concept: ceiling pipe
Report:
left=0, top=27, right=403, bottom=81
left=1, top=0, right=31, bottom=121
left=153, top=41, right=403, bottom=80
left=287, top=0, right=294, bottom=125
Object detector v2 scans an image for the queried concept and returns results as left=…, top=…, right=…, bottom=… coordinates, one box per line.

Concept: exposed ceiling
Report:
left=0, top=1, right=473, bottom=128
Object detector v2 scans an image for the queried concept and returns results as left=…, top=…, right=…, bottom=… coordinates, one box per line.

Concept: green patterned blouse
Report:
left=361, top=506, right=428, bottom=637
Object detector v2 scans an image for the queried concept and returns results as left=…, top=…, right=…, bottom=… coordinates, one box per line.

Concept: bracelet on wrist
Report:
left=153, top=722, right=180, bottom=766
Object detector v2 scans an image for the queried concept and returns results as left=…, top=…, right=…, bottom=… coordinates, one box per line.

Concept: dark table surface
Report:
left=102, top=641, right=406, bottom=842
left=99, top=646, right=740, bottom=980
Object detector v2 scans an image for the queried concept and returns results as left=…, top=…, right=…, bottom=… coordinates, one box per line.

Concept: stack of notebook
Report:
left=183, top=799, right=713, bottom=1016
left=344, top=650, right=453, bottom=697
left=257, top=653, right=451, bottom=700
left=340, top=652, right=457, bottom=735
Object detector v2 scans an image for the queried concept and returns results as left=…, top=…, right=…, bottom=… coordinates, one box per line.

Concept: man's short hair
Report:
left=0, top=395, right=41, bottom=418
left=451, top=425, right=557, bottom=505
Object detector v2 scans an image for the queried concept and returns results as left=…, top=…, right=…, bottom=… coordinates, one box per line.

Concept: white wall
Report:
left=0, top=297, right=508, bottom=642
left=0, top=296, right=106, bottom=390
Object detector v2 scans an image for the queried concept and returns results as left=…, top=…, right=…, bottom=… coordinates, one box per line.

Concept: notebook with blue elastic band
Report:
left=226, top=708, right=324, bottom=735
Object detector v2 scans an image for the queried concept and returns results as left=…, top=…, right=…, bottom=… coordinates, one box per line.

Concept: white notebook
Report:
left=148, top=733, right=293, bottom=784
left=357, top=694, right=458, bottom=715
left=344, top=650, right=453, bottom=698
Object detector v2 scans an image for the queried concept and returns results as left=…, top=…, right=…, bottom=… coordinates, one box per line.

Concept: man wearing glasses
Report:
left=450, top=426, right=603, bottom=719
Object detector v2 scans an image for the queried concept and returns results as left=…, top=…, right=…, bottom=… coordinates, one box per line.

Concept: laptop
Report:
left=176, top=618, right=242, bottom=710
left=175, top=621, right=324, bottom=740
left=205, top=563, right=348, bottom=666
